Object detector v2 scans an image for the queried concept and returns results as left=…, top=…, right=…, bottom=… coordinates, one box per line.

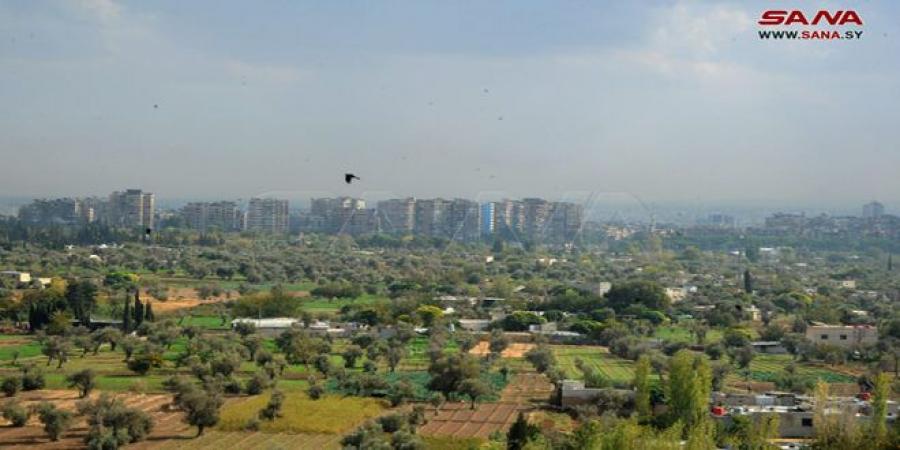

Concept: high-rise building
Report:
left=863, top=201, right=885, bottom=219
left=480, top=203, right=495, bottom=236
left=246, top=198, right=289, bottom=233
left=310, top=197, right=368, bottom=233
left=445, top=199, right=480, bottom=241
left=18, top=198, right=93, bottom=225
left=182, top=201, right=242, bottom=232
left=522, top=198, right=551, bottom=238
left=108, top=189, right=154, bottom=229
left=414, top=198, right=449, bottom=237
left=377, top=198, right=416, bottom=234
left=547, top=202, right=584, bottom=241
left=492, top=199, right=524, bottom=238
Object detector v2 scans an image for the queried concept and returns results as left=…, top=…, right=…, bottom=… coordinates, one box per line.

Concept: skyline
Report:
left=2, top=1, right=899, bottom=205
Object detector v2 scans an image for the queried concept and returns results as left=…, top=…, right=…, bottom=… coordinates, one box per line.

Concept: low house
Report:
left=805, top=324, right=878, bottom=348
left=746, top=305, right=762, bottom=322
left=559, top=380, right=632, bottom=408
left=456, top=319, right=492, bottom=332
left=231, top=318, right=299, bottom=337
left=1, top=271, right=31, bottom=285
left=751, top=341, right=788, bottom=354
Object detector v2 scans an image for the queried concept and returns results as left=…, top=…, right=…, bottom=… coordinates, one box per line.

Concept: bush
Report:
left=258, top=390, right=284, bottom=421
left=308, top=383, right=325, bottom=400
left=21, top=367, right=45, bottom=391
left=78, top=394, right=154, bottom=448
left=244, top=372, right=271, bottom=395
left=66, top=369, right=96, bottom=398
left=35, top=402, right=73, bottom=441
left=1, top=376, right=21, bottom=397
left=2, top=400, right=30, bottom=426
left=378, top=413, right=407, bottom=433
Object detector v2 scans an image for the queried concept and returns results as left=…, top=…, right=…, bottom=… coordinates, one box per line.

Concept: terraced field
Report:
left=419, top=373, right=552, bottom=439
left=552, top=345, right=635, bottom=383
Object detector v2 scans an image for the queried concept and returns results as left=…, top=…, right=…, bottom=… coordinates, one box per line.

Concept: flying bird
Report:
left=345, top=173, right=360, bottom=184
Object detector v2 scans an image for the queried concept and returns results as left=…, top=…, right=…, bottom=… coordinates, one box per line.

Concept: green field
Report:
left=653, top=324, right=724, bottom=344
left=746, top=354, right=856, bottom=383
left=218, top=391, right=386, bottom=434
left=553, top=345, right=636, bottom=384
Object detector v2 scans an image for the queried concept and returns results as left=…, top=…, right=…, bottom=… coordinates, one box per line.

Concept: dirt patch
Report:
left=468, top=342, right=535, bottom=358
left=419, top=373, right=552, bottom=439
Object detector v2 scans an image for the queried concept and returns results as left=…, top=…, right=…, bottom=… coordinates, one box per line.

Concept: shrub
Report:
left=307, top=383, right=325, bottom=400
left=378, top=413, right=407, bottom=433
left=21, top=367, right=45, bottom=391
left=244, top=372, right=271, bottom=395
left=1, top=376, right=21, bottom=397
left=35, top=402, right=73, bottom=441
left=66, top=369, right=96, bottom=398
left=258, top=390, right=284, bottom=421
left=2, top=400, right=30, bottom=426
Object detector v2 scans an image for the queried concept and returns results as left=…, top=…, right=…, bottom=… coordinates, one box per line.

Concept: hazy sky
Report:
left=1, top=0, right=899, bottom=209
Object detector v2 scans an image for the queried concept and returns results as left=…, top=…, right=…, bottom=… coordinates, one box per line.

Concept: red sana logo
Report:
left=758, top=10, right=863, bottom=26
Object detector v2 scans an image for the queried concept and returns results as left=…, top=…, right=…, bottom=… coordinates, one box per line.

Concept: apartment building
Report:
left=246, top=198, right=289, bottom=233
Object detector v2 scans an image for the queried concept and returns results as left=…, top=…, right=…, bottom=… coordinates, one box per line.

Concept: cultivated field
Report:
left=553, top=345, right=636, bottom=383
left=418, top=373, right=552, bottom=439
left=468, top=341, right=534, bottom=358
left=217, top=392, right=387, bottom=434
left=0, top=390, right=188, bottom=449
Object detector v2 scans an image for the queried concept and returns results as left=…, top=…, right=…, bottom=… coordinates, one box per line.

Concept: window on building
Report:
left=839, top=334, right=847, bottom=340
left=802, top=418, right=813, bottom=427
left=820, top=334, right=828, bottom=340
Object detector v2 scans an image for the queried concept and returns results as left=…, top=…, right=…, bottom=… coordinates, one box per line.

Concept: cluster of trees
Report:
left=341, top=408, right=427, bottom=450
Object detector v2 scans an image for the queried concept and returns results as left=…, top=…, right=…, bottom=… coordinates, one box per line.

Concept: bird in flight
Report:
left=345, top=173, right=360, bottom=184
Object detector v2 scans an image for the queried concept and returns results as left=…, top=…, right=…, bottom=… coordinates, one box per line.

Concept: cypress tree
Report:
left=133, top=290, right=144, bottom=328
left=743, top=269, right=753, bottom=294
left=122, top=297, right=132, bottom=333
left=144, top=301, right=154, bottom=322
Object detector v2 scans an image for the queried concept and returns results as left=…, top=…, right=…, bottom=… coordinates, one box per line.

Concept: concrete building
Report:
left=480, top=202, right=495, bottom=236
left=246, top=198, right=289, bottom=233
left=182, top=201, right=242, bottom=232
left=750, top=341, right=788, bottom=354
left=231, top=317, right=299, bottom=337
left=445, top=198, right=480, bottom=241
left=310, top=197, right=367, bottom=234
left=492, top=199, right=524, bottom=238
left=863, top=201, right=885, bottom=219
left=559, top=380, right=632, bottom=408
left=547, top=201, right=584, bottom=241
left=805, top=324, right=878, bottom=348
left=414, top=198, right=449, bottom=237
left=521, top=198, right=551, bottom=237
left=456, top=319, right=492, bottom=332
left=18, top=198, right=94, bottom=225
left=108, top=189, right=154, bottom=229
left=377, top=198, right=415, bottom=234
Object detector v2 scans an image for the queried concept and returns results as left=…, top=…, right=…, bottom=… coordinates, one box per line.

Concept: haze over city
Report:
left=2, top=0, right=900, bottom=208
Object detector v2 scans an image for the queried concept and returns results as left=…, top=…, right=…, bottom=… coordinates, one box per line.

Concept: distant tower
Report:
left=862, top=201, right=884, bottom=219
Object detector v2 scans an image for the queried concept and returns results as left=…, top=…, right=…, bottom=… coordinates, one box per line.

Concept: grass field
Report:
left=218, top=391, right=387, bottom=434
left=552, top=345, right=636, bottom=384
left=653, top=324, right=724, bottom=344
left=746, top=354, right=857, bottom=383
